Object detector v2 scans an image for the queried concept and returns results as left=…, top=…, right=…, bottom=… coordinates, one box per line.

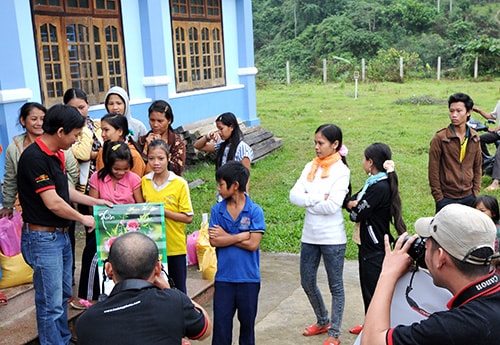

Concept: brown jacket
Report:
left=428, top=125, right=482, bottom=202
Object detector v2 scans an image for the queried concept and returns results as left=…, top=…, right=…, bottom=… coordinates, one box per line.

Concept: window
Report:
left=32, top=0, right=126, bottom=106
left=171, top=0, right=225, bottom=92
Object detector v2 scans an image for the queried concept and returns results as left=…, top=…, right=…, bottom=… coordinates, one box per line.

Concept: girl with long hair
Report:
left=194, top=112, right=253, bottom=200
left=96, top=113, right=146, bottom=177
left=142, top=139, right=193, bottom=293
left=72, top=141, right=144, bottom=309
left=346, top=142, right=406, bottom=335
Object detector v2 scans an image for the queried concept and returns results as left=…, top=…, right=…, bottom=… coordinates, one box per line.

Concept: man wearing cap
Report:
left=361, top=204, right=500, bottom=345
left=18, top=104, right=112, bottom=345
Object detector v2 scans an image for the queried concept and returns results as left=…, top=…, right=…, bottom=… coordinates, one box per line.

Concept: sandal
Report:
left=323, top=337, right=341, bottom=345
left=485, top=185, right=500, bottom=192
left=349, top=324, right=363, bottom=334
left=70, top=298, right=93, bottom=310
left=303, top=323, right=329, bottom=336
left=0, top=293, right=7, bottom=306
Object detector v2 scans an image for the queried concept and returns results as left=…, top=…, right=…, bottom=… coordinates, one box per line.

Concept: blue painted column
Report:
left=138, top=0, right=172, bottom=102
left=0, top=1, right=42, bottom=179
left=235, top=0, right=259, bottom=126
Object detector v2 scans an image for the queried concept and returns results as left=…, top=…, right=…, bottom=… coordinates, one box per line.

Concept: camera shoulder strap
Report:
left=110, top=279, right=157, bottom=296
left=450, top=272, right=500, bottom=308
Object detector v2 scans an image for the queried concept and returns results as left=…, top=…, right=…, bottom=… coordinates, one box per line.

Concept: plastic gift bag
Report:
left=0, top=212, right=23, bottom=257
left=196, top=213, right=217, bottom=280
left=0, top=251, right=33, bottom=288
left=187, top=230, right=199, bottom=266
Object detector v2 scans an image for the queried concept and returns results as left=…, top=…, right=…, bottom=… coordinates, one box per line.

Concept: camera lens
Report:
left=396, top=235, right=427, bottom=269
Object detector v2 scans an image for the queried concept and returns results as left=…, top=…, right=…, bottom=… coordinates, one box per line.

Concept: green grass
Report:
left=184, top=79, right=500, bottom=259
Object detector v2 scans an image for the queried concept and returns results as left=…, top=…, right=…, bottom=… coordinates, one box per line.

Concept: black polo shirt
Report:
left=17, top=137, right=71, bottom=227
left=388, top=271, right=500, bottom=345
left=75, top=280, right=208, bottom=345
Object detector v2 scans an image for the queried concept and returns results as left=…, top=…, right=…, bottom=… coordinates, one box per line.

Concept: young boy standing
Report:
left=208, top=161, right=266, bottom=345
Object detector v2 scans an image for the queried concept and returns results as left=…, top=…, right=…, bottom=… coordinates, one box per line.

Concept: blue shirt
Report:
left=209, top=194, right=265, bottom=283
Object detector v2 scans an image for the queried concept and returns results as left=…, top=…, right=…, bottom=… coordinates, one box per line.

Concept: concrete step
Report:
left=0, top=268, right=213, bottom=345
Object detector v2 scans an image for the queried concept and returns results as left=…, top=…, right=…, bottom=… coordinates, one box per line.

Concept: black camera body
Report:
left=397, top=235, right=427, bottom=269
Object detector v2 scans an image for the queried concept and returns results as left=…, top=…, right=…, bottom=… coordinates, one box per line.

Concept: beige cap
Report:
left=414, top=204, right=496, bottom=265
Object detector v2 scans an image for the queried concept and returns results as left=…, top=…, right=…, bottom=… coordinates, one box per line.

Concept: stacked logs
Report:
left=175, top=116, right=282, bottom=167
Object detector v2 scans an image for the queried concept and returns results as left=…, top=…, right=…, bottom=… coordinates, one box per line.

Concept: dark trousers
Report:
left=167, top=254, right=187, bottom=294
left=212, top=281, right=260, bottom=345
left=358, top=248, right=384, bottom=313
left=77, top=230, right=100, bottom=300
left=436, top=194, right=475, bottom=213
left=480, top=132, right=500, bottom=179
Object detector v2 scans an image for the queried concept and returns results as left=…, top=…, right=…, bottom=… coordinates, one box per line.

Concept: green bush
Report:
left=367, top=48, right=423, bottom=82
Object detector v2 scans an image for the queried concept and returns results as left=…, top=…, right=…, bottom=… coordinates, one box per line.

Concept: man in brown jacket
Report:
left=428, top=92, right=481, bottom=213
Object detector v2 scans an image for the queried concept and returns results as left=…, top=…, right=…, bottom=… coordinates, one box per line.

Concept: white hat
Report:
left=414, top=204, right=496, bottom=265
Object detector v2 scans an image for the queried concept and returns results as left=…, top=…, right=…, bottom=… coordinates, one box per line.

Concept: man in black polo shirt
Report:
left=18, top=104, right=112, bottom=345
left=361, top=204, right=500, bottom=345
left=75, top=232, right=212, bottom=344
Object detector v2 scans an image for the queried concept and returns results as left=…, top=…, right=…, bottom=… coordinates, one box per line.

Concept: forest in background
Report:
left=252, top=0, right=500, bottom=82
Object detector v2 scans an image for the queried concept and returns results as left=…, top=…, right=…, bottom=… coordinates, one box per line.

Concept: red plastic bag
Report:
left=0, top=212, right=23, bottom=257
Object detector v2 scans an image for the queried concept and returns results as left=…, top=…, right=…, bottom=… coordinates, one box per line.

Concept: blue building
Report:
left=0, top=0, right=259, bottom=179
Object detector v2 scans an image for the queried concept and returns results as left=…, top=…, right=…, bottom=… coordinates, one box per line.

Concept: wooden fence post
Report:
left=437, top=56, right=441, bottom=81
left=362, top=58, right=366, bottom=82
left=286, top=61, right=290, bottom=86
left=323, top=59, right=327, bottom=83
left=399, top=57, right=404, bottom=80
left=474, top=57, right=478, bottom=79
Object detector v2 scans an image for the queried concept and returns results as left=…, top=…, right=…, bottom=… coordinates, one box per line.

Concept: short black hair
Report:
left=448, top=92, right=474, bottom=112
left=215, top=160, right=249, bottom=192
left=42, top=104, right=85, bottom=135
left=108, top=232, right=159, bottom=281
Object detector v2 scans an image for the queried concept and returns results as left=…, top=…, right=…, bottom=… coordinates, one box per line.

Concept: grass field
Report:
left=183, top=80, right=500, bottom=259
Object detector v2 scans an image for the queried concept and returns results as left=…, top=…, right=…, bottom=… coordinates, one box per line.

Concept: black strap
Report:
left=451, top=272, right=500, bottom=308
left=109, top=279, right=157, bottom=297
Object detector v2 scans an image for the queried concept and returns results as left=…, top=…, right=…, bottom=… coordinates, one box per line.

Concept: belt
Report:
left=26, top=223, right=69, bottom=233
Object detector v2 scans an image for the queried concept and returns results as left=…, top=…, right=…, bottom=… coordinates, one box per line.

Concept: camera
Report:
left=396, top=235, right=427, bottom=269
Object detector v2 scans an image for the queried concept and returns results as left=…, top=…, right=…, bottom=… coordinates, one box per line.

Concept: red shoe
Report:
left=303, top=323, right=330, bottom=336
left=323, top=336, right=341, bottom=345
left=349, top=324, right=363, bottom=334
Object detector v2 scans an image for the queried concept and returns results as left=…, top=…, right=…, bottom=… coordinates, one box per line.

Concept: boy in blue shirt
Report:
left=208, top=160, right=266, bottom=345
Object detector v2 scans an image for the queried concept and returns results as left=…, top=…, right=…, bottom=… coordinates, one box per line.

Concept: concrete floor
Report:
left=73, top=226, right=365, bottom=345
left=194, top=252, right=364, bottom=345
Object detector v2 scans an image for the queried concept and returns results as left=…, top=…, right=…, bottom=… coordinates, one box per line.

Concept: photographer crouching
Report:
left=361, top=203, right=500, bottom=345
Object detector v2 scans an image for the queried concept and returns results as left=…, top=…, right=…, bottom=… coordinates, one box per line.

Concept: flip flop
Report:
left=0, top=293, right=7, bottom=306
left=303, top=323, right=329, bottom=336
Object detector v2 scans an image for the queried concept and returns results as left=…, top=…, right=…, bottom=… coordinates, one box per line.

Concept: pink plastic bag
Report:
left=0, top=212, right=23, bottom=257
left=187, top=230, right=199, bottom=266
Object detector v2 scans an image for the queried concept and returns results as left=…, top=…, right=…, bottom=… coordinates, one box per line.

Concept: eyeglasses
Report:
left=405, top=268, right=432, bottom=318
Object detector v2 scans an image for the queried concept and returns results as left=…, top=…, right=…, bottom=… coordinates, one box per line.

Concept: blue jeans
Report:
left=212, top=281, right=260, bottom=345
left=21, top=229, right=73, bottom=345
left=300, top=242, right=346, bottom=338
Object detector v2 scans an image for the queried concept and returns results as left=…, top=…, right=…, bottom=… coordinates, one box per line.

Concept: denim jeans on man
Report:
left=300, top=242, right=346, bottom=338
left=21, top=229, right=73, bottom=345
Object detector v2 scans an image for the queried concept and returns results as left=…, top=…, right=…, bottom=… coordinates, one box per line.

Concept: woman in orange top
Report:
left=95, top=113, right=146, bottom=177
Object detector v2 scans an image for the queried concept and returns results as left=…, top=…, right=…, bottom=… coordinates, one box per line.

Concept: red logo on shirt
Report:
left=35, top=174, right=50, bottom=183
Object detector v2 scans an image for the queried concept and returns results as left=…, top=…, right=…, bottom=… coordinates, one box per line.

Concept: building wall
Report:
left=0, top=0, right=258, bottom=180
